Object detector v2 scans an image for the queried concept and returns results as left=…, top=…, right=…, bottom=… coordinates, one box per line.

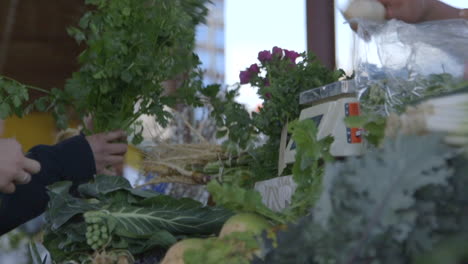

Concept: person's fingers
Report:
left=104, top=155, right=125, bottom=166
left=105, top=143, right=128, bottom=155
left=104, top=130, right=127, bottom=142
left=23, top=157, right=41, bottom=174
left=83, top=115, right=94, bottom=132
left=14, top=171, right=31, bottom=185
left=2, top=182, right=16, bottom=194
left=386, top=6, right=394, bottom=19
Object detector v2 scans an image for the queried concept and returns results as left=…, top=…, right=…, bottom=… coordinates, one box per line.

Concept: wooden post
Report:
left=306, top=0, right=336, bottom=70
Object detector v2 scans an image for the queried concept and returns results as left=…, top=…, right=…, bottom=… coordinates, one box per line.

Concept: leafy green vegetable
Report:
left=207, top=181, right=286, bottom=224
left=255, top=134, right=461, bottom=264
left=347, top=77, right=468, bottom=147
left=413, top=235, right=468, bottom=264
left=360, top=73, right=468, bottom=115
left=46, top=181, right=101, bottom=230
left=0, top=76, right=30, bottom=119
left=29, top=242, right=48, bottom=264
left=344, top=114, right=387, bottom=146
left=62, top=0, right=210, bottom=143
left=284, top=119, right=333, bottom=220
left=0, top=76, right=54, bottom=119
left=43, top=175, right=232, bottom=262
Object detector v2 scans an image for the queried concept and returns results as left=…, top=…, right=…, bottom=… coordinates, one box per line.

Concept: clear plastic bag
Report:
left=353, top=19, right=468, bottom=115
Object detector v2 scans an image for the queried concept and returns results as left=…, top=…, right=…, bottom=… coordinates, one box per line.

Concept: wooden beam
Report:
left=306, top=0, right=336, bottom=70
left=0, top=0, right=86, bottom=101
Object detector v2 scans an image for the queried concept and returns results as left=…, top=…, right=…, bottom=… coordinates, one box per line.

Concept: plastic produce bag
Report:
left=353, top=19, right=468, bottom=115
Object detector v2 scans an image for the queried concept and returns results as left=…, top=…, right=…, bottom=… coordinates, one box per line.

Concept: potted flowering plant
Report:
left=202, top=47, right=344, bottom=187
left=238, top=46, right=344, bottom=143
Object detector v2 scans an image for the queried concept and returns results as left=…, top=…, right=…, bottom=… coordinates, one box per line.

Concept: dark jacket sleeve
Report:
left=0, top=135, right=96, bottom=235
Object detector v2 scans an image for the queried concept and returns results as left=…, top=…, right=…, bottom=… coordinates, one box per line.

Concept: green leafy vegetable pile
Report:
left=361, top=73, right=468, bottom=115
left=253, top=134, right=468, bottom=264
left=351, top=74, right=468, bottom=146
left=43, top=175, right=232, bottom=263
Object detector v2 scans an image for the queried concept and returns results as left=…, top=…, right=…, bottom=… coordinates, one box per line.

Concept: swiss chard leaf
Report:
left=78, top=174, right=132, bottom=197
left=43, top=222, right=90, bottom=262
left=78, top=175, right=160, bottom=204
left=89, top=201, right=232, bottom=238
left=46, top=182, right=100, bottom=230
left=112, top=230, right=177, bottom=254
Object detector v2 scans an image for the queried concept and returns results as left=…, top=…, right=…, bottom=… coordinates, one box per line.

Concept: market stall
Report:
left=0, top=0, right=468, bottom=264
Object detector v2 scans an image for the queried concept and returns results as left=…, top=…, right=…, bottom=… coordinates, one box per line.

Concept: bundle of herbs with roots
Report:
left=138, top=142, right=254, bottom=188
left=137, top=107, right=254, bottom=188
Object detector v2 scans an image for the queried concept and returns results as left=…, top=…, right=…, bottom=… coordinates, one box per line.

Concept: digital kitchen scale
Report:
left=280, top=80, right=365, bottom=168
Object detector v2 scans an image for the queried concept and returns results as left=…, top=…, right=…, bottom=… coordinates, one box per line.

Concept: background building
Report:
left=195, top=0, right=225, bottom=85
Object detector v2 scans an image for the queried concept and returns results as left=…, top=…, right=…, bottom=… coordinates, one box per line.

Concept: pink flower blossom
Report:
left=272, top=46, right=283, bottom=57
left=239, top=70, right=251, bottom=84
left=284, top=49, right=300, bottom=64
left=248, top=63, right=260, bottom=74
left=258, top=50, right=272, bottom=63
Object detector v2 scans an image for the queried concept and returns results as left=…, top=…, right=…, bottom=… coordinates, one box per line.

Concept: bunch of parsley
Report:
left=63, top=0, right=210, bottom=142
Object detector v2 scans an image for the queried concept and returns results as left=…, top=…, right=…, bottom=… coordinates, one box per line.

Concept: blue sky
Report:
left=225, top=0, right=466, bottom=109
left=225, top=0, right=306, bottom=109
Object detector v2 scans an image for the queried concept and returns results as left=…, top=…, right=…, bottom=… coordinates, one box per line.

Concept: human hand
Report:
left=86, top=130, right=128, bottom=176
left=377, top=0, right=430, bottom=23
left=0, top=139, right=41, bottom=193
left=83, top=115, right=94, bottom=132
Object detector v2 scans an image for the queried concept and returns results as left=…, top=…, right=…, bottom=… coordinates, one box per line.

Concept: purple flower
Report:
left=239, top=70, right=251, bottom=84
left=264, top=78, right=270, bottom=87
left=272, top=46, right=283, bottom=57
left=248, top=63, right=260, bottom=74
left=258, top=50, right=272, bottom=63
left=284, top=49, right=300, bottom=64
left=265, top=92, right=272, bottom=99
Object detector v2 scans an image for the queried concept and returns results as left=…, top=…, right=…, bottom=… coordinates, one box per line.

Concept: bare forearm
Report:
left=423, top=0, right=465, bottom=22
